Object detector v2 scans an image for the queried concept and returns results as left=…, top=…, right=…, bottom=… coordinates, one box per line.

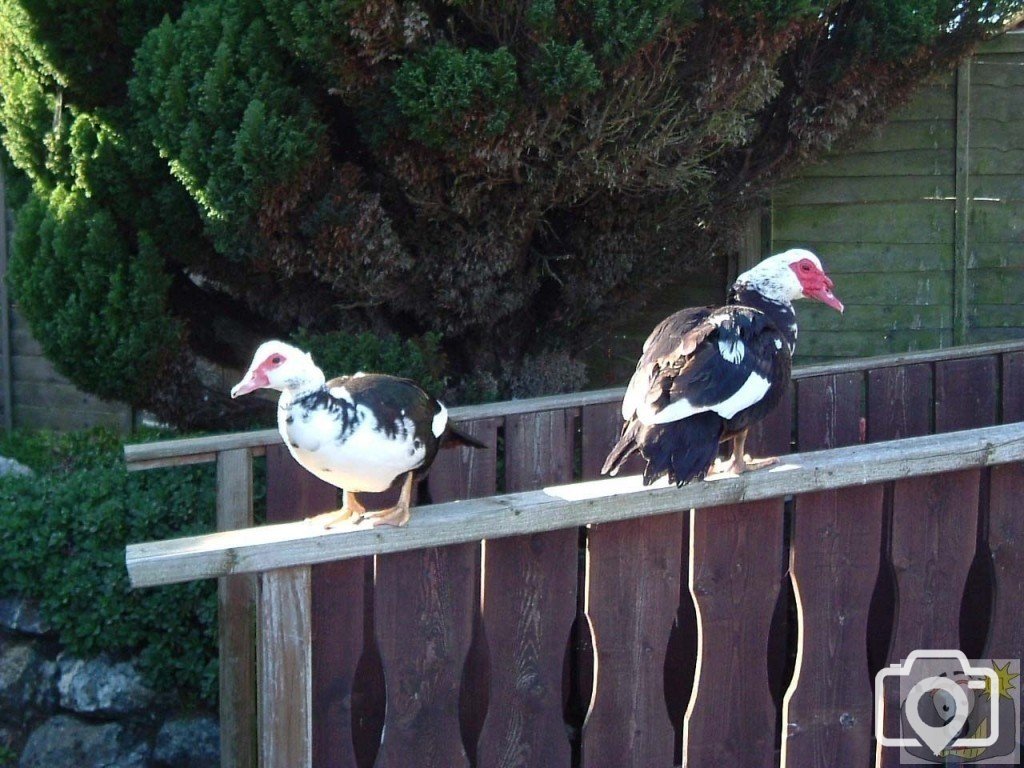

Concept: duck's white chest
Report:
left=278, top=400, right=426, bottom=493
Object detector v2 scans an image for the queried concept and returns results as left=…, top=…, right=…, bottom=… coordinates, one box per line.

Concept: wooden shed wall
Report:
left=771, top=30, right=1024, bottom=362
left=0, top=176, right=133, bottom=433
left=5, top=308, right=133, bottom=431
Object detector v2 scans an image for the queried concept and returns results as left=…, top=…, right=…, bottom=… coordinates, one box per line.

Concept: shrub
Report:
left=1, top=0, right=1019, bottom=427
left=0, top=429, right=231, bottom=708
left=392, top=43, right=519, bottom=147
left=291, top=328, right=447, bottom=397
left=130, top=0, right=325, bottom=256
left=8, top=187, right=181, bottom=404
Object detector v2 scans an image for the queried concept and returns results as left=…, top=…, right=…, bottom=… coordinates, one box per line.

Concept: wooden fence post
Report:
left=217, top=448, right=256, bottom=768
left=259, top=566, right=313, bottom=768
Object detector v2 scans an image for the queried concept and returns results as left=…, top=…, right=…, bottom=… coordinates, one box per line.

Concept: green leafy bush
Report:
left=392, top=43, right=519, bottom=147
left=291, top=329, right=447, bottom=397
left=130, top=0, right=324, bottom=256
left=0, top=430, right=224, bottom=707
left=8, top=187, right=181, bottom=404
left=531, top=41, right=602, bottom=98
left=1, top=0, right=1019, bottom=426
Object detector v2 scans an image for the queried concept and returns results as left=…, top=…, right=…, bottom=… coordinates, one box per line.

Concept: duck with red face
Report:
left=231, top=341, right=484, bottom=527
left=603, top=248, right=843, bottom=486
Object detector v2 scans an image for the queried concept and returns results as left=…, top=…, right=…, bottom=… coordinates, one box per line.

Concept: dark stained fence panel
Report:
left=311, top=561, right=363, bottom=768
left=796, top=373, right=865, bottom=452
left=1001, top=351, right=1024, bottom=423
left=373, top=545, right=476, bottom=768
left=477, top=532, right=577, bottom=768
left=935, top=356, right=999, bottom=431
left=582, top=511, right=685, bottom=768
left=888, top=469, right=982, bottom=649
left=745, top=380, right=795, bottom=458
left=785, top=374, right=881, bottom=768
left=427, top=418, right=502, bottom=501
left=505, top=410, right=577, bottom=491
left=477, top=410, right=579, bottom=767
left=783, top=484, right=885, bottom=768
left=265, top=444, right=339, bottom=523
left=426, top=416, right=500, bottom=764
left=866, top=363, right=933, bottom=441
left=986, top=463, right=1024, bottom=661
left=876, top=469, right=982, bottom=768
left=683, top=500, right=786, bottom=768
left=580, top=400, right=642, bottom=480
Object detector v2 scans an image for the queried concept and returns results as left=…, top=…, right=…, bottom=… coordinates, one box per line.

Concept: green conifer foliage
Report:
left=0, top=0, right=1019, bottom=424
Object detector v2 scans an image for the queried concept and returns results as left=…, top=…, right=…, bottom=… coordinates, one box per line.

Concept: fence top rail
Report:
left=125, top=421, right=1024, bottom=588
left=123, top=339, right=1024, bottom=469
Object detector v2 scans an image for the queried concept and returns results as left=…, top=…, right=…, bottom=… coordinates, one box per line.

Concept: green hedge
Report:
left=0, top=429, right=243, bottom=708
left=290, top=328, right=448, bottom=397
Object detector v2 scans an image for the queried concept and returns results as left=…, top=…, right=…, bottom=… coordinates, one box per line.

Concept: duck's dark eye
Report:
left=271, top=355, right=284, bottom=365
left=800, top=262, right=812, bottom=271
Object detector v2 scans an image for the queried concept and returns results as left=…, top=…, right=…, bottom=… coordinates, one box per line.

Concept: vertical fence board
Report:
left=785, top=374, right=881, bottom=768
left=265, top=444, right=338, bottom=522
left=310, top=560, right=363, bottom=768
left=684, top=500, right=785, bottom=768
left=427, top=417, right=501, bottom=764
left=217, top=448, right=256, bottom=768
left=866, top=364, right=932, bottom=441
left=1001, top=351, right=1024, bottom=423
left=745, top=381, right=794, bottom=457
left=427, top=417, right=501, bottom=501
left=477, top=530, right=577, bottom=768
left=985, top=463, right=1024, bottom=661
left=889, top=469, right=981, bottom=648
left=266, top=445, right=362, bottom=768
left=876, top=469, right=981, bottom=768
left=796, top=373, right=865, bottom=452
left=374, top=544, right=476, bottom=768
left=935, top=356, right=999, bottom=431
left=505, top=410, right=577, bottom=491
left=583, top=511, right=685, bottom=768
left=580, top=400, right=644, bottom=479
left=477, top=410, right=579, bottom=768
left=259, top=566, right=313, bottom=768
left=783, top=484, right=885, bottom=768
left=935, top=356, right=997, bottom=673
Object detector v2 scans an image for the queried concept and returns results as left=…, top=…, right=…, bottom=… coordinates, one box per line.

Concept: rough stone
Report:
left=57, top=655, right=155, bottom=716
left=0, top=642, right=57, bottom=717
left=18, top=715, right=149, bottom=768
left=0, top=598, right=53, bottom=637
left=152, top=715, right=219, bottom=768
left=0, top=456, right=31, bottom=479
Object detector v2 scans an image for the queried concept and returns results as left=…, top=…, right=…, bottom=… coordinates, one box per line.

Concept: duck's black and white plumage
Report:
left=602, top=249, right=843, bottom=487
left=231, top=341, right=484, bottom=527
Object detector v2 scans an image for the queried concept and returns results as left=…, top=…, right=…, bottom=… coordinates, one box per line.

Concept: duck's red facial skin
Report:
left=791, top=258, right=844, bottom=312
left=230, top=353, right=286, bottom=398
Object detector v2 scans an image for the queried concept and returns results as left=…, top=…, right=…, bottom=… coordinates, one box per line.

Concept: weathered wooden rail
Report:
left=125, top=340, right=1024, bottom=768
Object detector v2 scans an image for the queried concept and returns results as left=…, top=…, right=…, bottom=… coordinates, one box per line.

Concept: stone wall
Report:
left=0, top=598, right=218, bottom=768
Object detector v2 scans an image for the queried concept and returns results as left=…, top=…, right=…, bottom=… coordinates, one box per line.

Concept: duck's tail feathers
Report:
left=442, top=422, right=488, bottom=450
left=601, top=420, right=641, bottom=476
left=638, top=412, right=723, bottom=487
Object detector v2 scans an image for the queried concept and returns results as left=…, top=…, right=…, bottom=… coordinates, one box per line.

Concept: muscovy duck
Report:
left=602, top=248, right=843, bottom=487
left=231, top=340, right=485, bottom=527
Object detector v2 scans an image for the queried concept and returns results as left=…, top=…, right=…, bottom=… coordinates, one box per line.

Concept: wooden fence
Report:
left=125, top=340, right=1024, bottom=768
